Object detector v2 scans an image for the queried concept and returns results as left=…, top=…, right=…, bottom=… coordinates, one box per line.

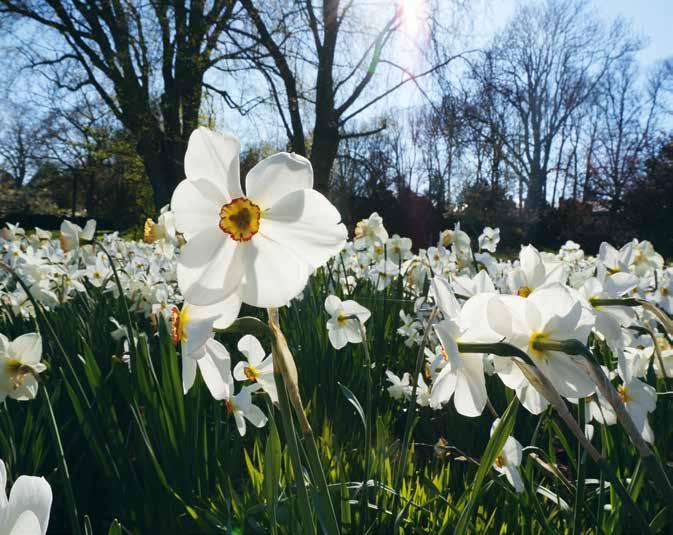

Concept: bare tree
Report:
left=469, top=0, right=637, bottom=225
left=0, top=0, right=241, bottom=208
left=0, top=111, right=44, bottom=187
left=230, top=0, right=463, bottom=194
left=588, top=57, right=668, bottom=210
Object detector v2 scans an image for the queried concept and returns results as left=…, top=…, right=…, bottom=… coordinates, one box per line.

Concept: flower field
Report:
left=1, top=128, right=673, bottom=534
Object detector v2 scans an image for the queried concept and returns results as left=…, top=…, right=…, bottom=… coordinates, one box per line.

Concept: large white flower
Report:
left=172, top=127, right=347, bottom=311
left=0, top=334, right=46, bottom=401
left=487, top=284, right=596, bottom=399
left=0, top=459, right=52, bottom=535
left=507, top=245, right=567, bottom=297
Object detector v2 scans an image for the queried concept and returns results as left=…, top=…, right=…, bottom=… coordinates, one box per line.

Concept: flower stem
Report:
left=42, top=387, right=82, bottom=535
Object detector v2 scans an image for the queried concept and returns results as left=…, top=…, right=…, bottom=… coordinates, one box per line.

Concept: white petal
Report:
left=239, top=236, right=309, bottom=308
left=9, top=334, right=41, bottom=364
left=234, top=411, right=247, bottom=436
left=197, top=349, right=231, bottom=400
left=170, top=179, right=222, bottom=240
left=184, top=127, right=242, bottom=200
left=246, top=152, right=313, bottom=208
left=431, top=276, right=461, bottom=319
left=261, top=189, right=347, bottom=269
left=177, top=230, right=243, bottom=305
left=6, top=475, right=52, bottom=535
left=324, top=295, right=342, bottom=317
left=233, top=361, right=249, bottom=382
left=430, top=364, right=458, bottom=407
left=453, top=359, right=487, bottom=417
left=182, top=354, right=198, bottom=394
left=245, top=404, right=268, bottom=428
left=237, top=335, right=266, bottom=365
left=328, top=328, right=349, bottom=350
left=0, top=460, right=7, bottom=507
left=7, top=510, right=41, bottom=535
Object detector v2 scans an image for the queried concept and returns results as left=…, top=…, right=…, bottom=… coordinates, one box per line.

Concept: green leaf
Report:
left=264, top=419, right=282, bottom=533
left=108, top=519, right=122, bottom=535
left=338, top=382, right=366, bottom=431
left=451, top=397, right=519, bottom=535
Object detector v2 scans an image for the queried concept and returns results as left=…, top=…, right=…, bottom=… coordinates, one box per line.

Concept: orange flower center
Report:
left=617, top=384, right=631, bottom=403
left=171, top=306, right=189, bottom=345
left=244, top=366, right=258, bottom=381
left=219, top=197, right=261, bottom=241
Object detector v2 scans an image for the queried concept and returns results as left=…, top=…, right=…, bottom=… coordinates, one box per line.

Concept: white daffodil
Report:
left=507, top=245, right=567, bottom=297
left=0, top=459, right=52, bottom=535
left=354, top=212, right=388, bottom=249
left=451, top=270, right=496, bottom=298
left=144, top=205, right=177, bottom=245
left=478, top=227, right=500, bottom=253
left=233, top=334, right=277, bottom=403
left=385, top=370, right=412, bottom=400
left=616, top=357, right=657, bottom=443
left=429, top=276, right=501, bottom=417
left=170, top=300, right=238, bottom=358
left=324, top=295, right=371, bottom=349
left=631, top=240, right=663, bottom=276
left=370, top=259, right=399, bottom=291
left=490, top=419, right=524, bottom=493
left=182, top=338, right=232, bottom=399
left=0, top=333, right=46, bottom=401
left=59, top=219, right=96, bottom=253
left=488, top=284, right=596, bottom=399
left=172, top=127, right=347, bottom=313
left=386, top=234, right=412, bottom=263
left=225, top=383, right=269, bottom=437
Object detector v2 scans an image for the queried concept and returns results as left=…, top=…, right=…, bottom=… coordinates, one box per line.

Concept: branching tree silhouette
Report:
left=0, top=0, right=240, bottom=208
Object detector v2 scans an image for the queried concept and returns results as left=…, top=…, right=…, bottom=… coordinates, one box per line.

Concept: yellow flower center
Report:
left=143, top=218, right=156, bottom=243
left=244, top=366, right=258, bottom=381
left=225, top=399, right=236, bottom=414
left=517, top=286, right=532, bottom=298
left=219, top=197, right=261, bottom=241
left=171, top=306, right=190, bottom=345
left=495, top=455, right=505, bottom=468
left=528, top=331, right=549, bottom=359
left=662, top=287, right=670, bottom=296
left=617, top=384, right=631, bottom=403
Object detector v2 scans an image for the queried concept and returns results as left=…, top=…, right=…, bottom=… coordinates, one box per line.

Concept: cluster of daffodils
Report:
left=328, top=213, right=671, bottom=492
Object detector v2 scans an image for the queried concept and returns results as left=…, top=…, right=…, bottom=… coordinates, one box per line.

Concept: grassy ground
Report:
left=1, top=267, right=671, bottom=533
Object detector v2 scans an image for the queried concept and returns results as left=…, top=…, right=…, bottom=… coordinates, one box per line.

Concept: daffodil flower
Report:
left=490, top=419, right=524, bottom=493
left=324, top=295, right=371, bottom=350
left=225, top=384, right=268, bottom=437
left=182, top=338, right=233, bottom=399
left=487, top=284, right=596, bottom=399
left=59, top=219, right=96, bottom=253
left=429, top=276, right=501, bottom=417
left=0, top=459, right=52, bottom=535
left=0, top=333, right=46, bottom=401
left=507, top=245, right=567, bottom=297
left=478, top=226, right=500, bottom=253
left=233, top=335, right=277, bottom=403
left=171, top=127, right=347, bottom=315
left=385, top=370, right=412, bottom=400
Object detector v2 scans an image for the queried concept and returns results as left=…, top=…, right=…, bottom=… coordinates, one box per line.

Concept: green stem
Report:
left=355, top=319, right=373, bottom=529
left=273, top=364, right=316, bottom=534
left=391, top=307, right=437, bottom=528
left=43, top=387, right=81, bottom=535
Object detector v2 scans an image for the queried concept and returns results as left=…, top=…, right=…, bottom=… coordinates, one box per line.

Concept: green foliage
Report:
left=1, top=265, right=672, bottom=533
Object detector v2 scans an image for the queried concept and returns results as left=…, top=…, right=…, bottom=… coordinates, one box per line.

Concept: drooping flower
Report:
left=354, top=212, right=388, bottom=249
left=233, top=335, right=277, bottom=403
left=385, top=370, right=412, bottom=400
left=324, top=295, right=371, bottom=350
left=0, top=459, right=52, bottom=535
left=429, top=276, right=501, bottom=417
left=182, top=338, right=233, bottom=399
left=172, top=127, right=347, bottom=313
left=478, top=227, right=500, bottom=253
left=0, top=334, right=46, bottom=401
left=225, top=384, right=268, bottom=436
left=170, top=300, right=238, bottom=359
left=59, top=219, right=96, bottom=252
left=490, top=419, right=524, bottom=493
